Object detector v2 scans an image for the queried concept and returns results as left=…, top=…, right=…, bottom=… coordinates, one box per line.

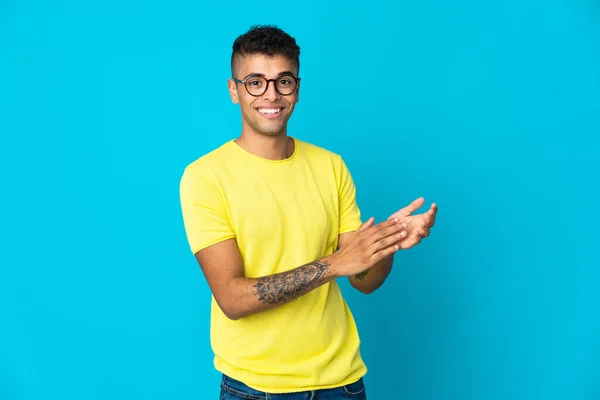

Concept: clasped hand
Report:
left=387, top=197, right=437, bottom=249
left=332, top=198, right=437, bottom=277
left=351, top=197, right=437, bottom=251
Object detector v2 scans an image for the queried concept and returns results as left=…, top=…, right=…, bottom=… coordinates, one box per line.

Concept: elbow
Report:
left=359, top=287, right=375, bottom=295
left=214, top=281, right=249, bottom=321
left=350, top=282, right=374, bottom=295
left=352, top=282, right=383, bottom=295
left=218, top=298, right=253, bottom=320
left=225, top=311, right=243, bottom=321
left=220, top=302, right=245, bottom=321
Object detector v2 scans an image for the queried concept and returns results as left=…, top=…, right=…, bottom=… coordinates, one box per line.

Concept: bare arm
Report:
left=195, top=218, right=405, bottom=320
left=344, top=199, right=439, bottom=294
left=341, top=232, right=396, bottom=294
left=195, top=239, right=338, bottom=320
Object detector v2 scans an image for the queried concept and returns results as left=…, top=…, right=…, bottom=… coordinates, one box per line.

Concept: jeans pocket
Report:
left=220, top=375, right=267, bottom=400
left=342, top=377, right=366, bottom=397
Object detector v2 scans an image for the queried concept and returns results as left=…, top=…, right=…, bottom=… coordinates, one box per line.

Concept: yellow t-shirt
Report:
left=179, top=137, right=366, bottom=393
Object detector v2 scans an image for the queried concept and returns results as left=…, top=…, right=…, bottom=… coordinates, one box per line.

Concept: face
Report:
left=228, top=54, right=300, bottom=138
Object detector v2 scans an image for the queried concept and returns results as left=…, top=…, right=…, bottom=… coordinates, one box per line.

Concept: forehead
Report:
left=236, top=54, right=298, bottom=78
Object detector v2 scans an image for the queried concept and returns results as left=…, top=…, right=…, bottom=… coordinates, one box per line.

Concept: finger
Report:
left=429, top=204, right=438, bottom=226
left=377, top=217, right=406, bottom=229
left=370, top=217, right=406, bottom=235
left=371, top=242, right=400, bottom=263
left=370, top=230, right=407, bottom=252
left=368, top=219, right=407, bottom=243
left=423, top=217, right=432, bottom=236
left=426, top=212, right=434, bottom=227
left=415, top=222, right=427, bottom=240
left=412, top=234, right=423, bottom=246
left=421, top=224, right=430, bottom=238
left=410, top=224, right=426, bottom=242
left=398, top=232, right=423, bottom=249
left=398, top=197, right=425, bottom=217
left=424, top=207, right=436, bottom=227
left=357, top=217, right=375, bottom=232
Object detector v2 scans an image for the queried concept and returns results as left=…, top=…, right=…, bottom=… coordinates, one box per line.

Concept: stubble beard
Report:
left=243, top=111, right=289, bottom=137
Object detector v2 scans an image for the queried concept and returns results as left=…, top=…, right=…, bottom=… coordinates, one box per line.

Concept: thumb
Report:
left=398, top=197, right=425, bottom=217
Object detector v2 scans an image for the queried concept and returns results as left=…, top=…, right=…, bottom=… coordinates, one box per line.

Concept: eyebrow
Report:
left=243, top=71, right=297, bottom=79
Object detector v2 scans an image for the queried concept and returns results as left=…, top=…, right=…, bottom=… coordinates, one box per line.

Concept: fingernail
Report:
left=401, top=231, right=407, bottom=237
left=402, top=223, right=407, bottom=228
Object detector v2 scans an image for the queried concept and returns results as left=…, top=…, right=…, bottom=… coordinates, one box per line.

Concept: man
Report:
left=179, top=25, right=437, bottom=399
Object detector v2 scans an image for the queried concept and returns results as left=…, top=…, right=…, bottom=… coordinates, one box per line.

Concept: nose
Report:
left=262, top=79, right=281, bottom=101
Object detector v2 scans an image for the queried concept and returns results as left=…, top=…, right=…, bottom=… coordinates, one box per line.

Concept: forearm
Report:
left=349, top=254, right=395, bottom=294
left=222, top=256, right=339, bottom=320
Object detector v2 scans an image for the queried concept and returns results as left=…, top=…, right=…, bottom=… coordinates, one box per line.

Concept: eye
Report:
left=247, top=78, right=264, bottom=87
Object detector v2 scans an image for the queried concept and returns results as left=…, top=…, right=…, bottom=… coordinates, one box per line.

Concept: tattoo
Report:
left=253, top=260, right=331, bottom=304
left=355, top=270, right=369, bottom=281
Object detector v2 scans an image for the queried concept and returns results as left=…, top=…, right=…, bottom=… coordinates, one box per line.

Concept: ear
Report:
left=228, top=79, right=239, bottom=104
left=295, top=80, right=300, bottom=103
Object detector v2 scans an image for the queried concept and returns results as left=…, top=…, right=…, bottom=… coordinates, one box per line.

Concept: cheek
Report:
left=240, top=97, right=256, bottom=112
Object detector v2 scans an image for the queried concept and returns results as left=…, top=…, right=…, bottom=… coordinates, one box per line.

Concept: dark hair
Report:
left=231, top=25, right=300, bottom=77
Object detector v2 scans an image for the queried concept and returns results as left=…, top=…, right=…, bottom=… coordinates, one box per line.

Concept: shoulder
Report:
left=181, top=141, right=236, bottom=182
left=184, top=140, right=235, bottom=171
left=296, top=138, right=343, bottom=164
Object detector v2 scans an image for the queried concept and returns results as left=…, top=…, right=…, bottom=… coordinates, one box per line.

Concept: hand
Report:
left=330, top=217, right=407, bottom=277
left=388, top=197, right=438, bottom=250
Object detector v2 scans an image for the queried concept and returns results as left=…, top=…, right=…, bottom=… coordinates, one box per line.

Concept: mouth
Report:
left=256, top=107, right=284, bottom=119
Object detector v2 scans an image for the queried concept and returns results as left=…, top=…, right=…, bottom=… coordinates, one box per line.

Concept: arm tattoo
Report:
left=354, top=270, right=369, bottom=281
left=253, top=260, right=331, bottom=305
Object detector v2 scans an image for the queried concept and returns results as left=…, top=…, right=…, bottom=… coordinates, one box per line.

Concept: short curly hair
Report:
left=231, top=25, right=300, bottom=77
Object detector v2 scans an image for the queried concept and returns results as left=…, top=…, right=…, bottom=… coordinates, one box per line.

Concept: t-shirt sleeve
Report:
left=337, top=156, right=363, bottom=234
left=179, top=166, right=235, bottom=254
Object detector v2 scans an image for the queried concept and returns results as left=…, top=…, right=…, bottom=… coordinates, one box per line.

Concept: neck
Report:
left=235, top=131, right=294, bottom=161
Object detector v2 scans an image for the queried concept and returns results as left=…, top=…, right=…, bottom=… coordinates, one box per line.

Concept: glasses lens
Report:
left=245, top=77, right=267, bottom=96
left=276, top=75, right=297, bottom=95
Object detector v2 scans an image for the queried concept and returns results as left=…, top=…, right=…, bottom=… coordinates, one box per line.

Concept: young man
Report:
left=179, top=25, right=437, bottom=399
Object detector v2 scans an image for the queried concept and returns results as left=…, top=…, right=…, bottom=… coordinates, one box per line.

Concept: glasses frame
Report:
left=232, top=75, right=301, bottom=97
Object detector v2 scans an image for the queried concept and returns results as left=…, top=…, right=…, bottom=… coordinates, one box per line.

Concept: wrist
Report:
left=323, top=254, right=344, bottom=279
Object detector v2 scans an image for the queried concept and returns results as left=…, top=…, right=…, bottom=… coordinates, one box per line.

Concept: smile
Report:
left=257, top=108, right=283, bottom=118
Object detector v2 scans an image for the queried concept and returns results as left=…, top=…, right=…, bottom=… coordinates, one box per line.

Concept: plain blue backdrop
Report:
left=1, top=0, right=599, bottom=399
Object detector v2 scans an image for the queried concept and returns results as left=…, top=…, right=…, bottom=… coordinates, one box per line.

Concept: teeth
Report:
left=258, top=108, right=282, bottom=114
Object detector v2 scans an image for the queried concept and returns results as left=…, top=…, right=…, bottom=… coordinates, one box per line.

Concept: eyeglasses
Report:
left=232, top=74, right=300, bottom=96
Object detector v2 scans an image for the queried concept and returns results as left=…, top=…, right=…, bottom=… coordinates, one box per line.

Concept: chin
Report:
left=254, top=122, right=287, bottom=137
left=257, top=130, right=285, bottom=137
left=243, top=115, right=289, bottom=137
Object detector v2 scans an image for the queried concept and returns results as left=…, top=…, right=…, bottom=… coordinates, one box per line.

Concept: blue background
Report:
left=1, top=0, right=599, bottom=399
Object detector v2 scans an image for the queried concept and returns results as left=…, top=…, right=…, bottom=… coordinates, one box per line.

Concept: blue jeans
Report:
left=220, top=374, right=368, bottom=399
